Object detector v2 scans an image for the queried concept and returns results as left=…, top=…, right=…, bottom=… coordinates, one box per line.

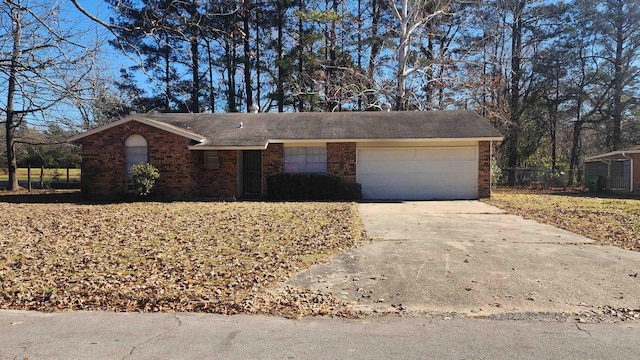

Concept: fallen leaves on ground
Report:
left=484, top=189, right=640, bottom=251
left=0, top=196, right=363, bottom=318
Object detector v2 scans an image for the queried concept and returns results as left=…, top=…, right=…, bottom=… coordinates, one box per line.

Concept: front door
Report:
left=243, top=150, right=262, bottom=196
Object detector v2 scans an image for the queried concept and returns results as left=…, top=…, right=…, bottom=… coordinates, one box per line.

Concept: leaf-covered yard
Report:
left=0, top=196, right=363, bottom=318
left=484, top=190, right=640, bottom=252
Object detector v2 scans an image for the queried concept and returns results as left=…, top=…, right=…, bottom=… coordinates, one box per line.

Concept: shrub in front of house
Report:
left=131, top=163, right=160, bottom=196
left=266, top=173, right=362, bottom=201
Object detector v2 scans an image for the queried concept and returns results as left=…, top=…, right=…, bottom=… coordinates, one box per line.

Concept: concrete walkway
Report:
left=288, top=201, right=640, bottom=317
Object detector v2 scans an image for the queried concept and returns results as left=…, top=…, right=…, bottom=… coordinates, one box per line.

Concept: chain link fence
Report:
left=497, top=167, right=583, bottom=189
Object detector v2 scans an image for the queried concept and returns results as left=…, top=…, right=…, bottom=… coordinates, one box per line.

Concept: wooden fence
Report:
left=22, top=166, right=81, bottom=191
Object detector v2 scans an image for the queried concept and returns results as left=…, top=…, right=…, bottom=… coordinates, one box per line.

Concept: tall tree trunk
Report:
left=505, top=0, right=524, bottom=186
left=323, top=0, right=330, bottom=110
left=481, top=27, right=488, bottom=117
left=425, top=22, right=434, bottom=109
left=163, top=35, right=171, bottom=110
left=357, top=0, right=362, bottom=110
left=611, top=5, right=624, bottom=151
left=276, top=0, right=284, bottom=112
left=395, top=7, right=408, bottom=112
left=226, top=38, right=237, bottom=112
left=330, top=0, right=339, bottom=111
left=367, top=0, right=380, bottom=86
left=298, top=0, right=304, bottom=112
left=243, top=1, right=253, bottom=112
left=5, top=9, right=21, bottom=191
left=191, top=35, right=200, bottom=112
left=255, top=10, right=261, bottom=110
left=189, top=1, right=200, bottom=113
left=568, top=120, right=582, bottom=186
left=549, top=61, right=560, bottom=171
left=206, top=39, right=216, bottom=112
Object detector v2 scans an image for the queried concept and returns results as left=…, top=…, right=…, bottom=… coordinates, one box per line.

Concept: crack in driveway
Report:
left=121, top=313, right=183, bottom=360
left=575, top=323, right=592, bottom=336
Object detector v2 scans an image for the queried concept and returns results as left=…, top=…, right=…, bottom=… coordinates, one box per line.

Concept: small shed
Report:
left=584, top=145, right=640, bottom=192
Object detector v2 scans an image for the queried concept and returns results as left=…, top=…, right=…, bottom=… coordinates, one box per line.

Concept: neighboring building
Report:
left=67, top=111, right=503, bottom=200
left=584, top=145, right=640, bottom=193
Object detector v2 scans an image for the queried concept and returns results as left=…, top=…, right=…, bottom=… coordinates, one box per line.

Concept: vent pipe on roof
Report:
left=249, top=104, right=259, bottom=113
left=381, top=103, right=392, bottom=112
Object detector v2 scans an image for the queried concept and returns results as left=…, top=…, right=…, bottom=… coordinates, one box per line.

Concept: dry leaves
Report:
left=0, top=196, right=363, bottom=318
left=484, top=190, right=640, bottom=251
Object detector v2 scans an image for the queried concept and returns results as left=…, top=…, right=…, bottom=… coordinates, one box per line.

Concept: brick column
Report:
left=478, top=141, right=492, bottom=198
left=632, top=154, right=640, bottom=193
left=262, top=143, right=284, bottom=196
left=327, top=142, right=356, bottom=182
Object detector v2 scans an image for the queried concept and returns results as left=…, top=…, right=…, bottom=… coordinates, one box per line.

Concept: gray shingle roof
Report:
left=135, top=110, right=502, bottom=148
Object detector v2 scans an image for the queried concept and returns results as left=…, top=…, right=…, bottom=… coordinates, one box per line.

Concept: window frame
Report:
left=203, top=150, right=220, bottom=170
left=125, top=134, right=148, bottom=191
left=284, top=146, right=327, bottom=174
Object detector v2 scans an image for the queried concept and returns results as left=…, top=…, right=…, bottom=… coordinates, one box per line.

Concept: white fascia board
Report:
left=188, top=137, right=502, bottom=150
left=189, top=144, right=268, bottom=150
left=66, top=116, right=207, bottom=143
left=188, top=145, right=267, bottom=150
left=584, top=150, right=640, bottom=162
left=268, top=137, right=503, bottom=144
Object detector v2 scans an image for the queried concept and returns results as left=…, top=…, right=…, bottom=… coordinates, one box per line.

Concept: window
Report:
left=204, top=150, right=220, bottom=169
left=284, top=146, right=327, bottom=173
left=125, top=134, right=148, bottom=190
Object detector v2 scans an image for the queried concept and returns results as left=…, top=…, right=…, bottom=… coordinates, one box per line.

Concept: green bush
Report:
left=266, top=173, right=362, bottom=201
left=131, top=163, right=160, bottom=196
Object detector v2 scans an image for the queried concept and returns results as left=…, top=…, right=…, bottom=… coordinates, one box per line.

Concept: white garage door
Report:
left=357, top=147, right=478, bottom=200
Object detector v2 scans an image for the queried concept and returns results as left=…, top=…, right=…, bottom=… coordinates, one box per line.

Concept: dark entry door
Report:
left=243, top=150, right=262, bottom=195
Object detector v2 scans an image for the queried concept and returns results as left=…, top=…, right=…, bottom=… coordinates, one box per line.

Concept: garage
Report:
left=356, top=146, right=479, bottom=200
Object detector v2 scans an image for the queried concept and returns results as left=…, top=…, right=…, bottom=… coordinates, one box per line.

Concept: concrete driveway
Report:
left=287, top=201, right=640, bottom=318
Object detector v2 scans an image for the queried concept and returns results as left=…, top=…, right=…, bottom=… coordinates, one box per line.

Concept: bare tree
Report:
left=386, top=0, right=450, bottom=110
left=0, top=0, right=95, bottom=190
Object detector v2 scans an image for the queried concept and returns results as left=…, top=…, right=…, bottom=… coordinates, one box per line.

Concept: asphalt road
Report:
left=1, top=310, right=639, bottom=359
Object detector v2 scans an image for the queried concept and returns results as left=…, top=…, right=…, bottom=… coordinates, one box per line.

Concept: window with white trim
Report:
left=125, top=134, right=148, bottom=190
left=284, top=146, right=327, bottom=173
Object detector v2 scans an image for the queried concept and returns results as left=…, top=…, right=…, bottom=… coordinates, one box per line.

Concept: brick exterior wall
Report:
left=77, top=121, right=196, bottom=199
left=193, top=150, right=237, bottom=198
left=478, top=141, right=492, bottom=198
left=327, top=142, right=357, bottom=182
left=632, top=153, right=640, bottom=193
left=76, top=120, right=494, bottom=199
left=262, top=143, right=284, bottom=196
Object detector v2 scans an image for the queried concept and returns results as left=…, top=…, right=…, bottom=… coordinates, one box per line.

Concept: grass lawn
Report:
left=0, top=168, right=81, bottom=182
left=484, top=189, right=640, bottom=251
left=0, top=196, right=363, bottom=318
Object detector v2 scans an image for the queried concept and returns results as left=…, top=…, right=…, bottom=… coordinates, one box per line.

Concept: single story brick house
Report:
left=67, top=110, right=503, bottom=200
left=584, top=145, right=640, bottom=192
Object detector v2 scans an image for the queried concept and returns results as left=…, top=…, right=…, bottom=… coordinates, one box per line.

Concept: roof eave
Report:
left=584, top=150, right=640, bottom=162
left=189, top=144, right=268, bottom=150
left=268, top=137, right=504, bottom=143
left=66, top=115, right=207, bottom=144
left=187, top=137, right=503, bottom=149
